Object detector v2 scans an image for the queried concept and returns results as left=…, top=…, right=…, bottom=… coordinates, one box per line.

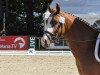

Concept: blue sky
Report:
left=51, top=0, right=100, bottom=14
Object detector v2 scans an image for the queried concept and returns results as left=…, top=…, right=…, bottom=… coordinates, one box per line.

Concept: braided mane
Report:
left=63, top=11, right=99, bottom=31
left=76, top=17, right=90, bottom=25
left=65, top=11, right=90, bottom=25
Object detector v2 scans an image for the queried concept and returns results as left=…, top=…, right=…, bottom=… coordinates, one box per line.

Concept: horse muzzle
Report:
left=41, top=34, right=51, bottom=48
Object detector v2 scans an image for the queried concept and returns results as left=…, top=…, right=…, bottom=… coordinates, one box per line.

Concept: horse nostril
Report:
left=44, top=39, right=48, bottom=47
left=44, top=39, right=46, bottom=43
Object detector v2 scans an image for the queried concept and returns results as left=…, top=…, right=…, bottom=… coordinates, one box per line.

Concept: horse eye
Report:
left=52, top=20, right=58, bottom=25
left=50, top=20, right=57, bottom=27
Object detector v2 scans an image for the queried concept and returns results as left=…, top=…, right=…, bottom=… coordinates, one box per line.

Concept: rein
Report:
left=51, top=38, right=97, bottom=44
left=65, top=39, right=96, bottom=42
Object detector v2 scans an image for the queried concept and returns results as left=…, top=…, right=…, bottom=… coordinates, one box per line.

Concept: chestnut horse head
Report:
left=41, top=4, right=66, bottom=48
left=41, top=3, right=100, bottom=75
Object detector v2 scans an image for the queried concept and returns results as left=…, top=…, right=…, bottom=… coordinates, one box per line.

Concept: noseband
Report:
left=44, top=13, right=65, bottom=41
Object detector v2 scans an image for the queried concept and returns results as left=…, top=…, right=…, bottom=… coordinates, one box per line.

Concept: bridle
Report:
left=43, top=13, right=65, bottom=41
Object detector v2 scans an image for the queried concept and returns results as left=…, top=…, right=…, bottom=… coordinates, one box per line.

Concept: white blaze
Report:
left=47, top=28, right=53, bottom=33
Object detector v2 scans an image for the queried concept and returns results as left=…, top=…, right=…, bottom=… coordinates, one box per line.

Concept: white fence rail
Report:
left=0, top=50, right=72, bottom=56
left=35, top=51, right=71, bottom=56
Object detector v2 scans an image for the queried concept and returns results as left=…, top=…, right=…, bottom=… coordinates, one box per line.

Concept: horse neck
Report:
left=63, top=13, right=99, bottom=57
left=63, top=14, right=99, bottom=42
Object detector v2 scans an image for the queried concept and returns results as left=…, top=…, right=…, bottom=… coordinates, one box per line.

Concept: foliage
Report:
left=3, top=0, right=53, bottom=36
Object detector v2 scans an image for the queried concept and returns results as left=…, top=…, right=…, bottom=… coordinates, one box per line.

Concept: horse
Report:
left=41, top=3, right=100, bottom=75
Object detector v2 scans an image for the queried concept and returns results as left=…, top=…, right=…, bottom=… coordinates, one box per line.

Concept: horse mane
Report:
left=76, top=17, right=90, bottom=26
left=76, top=16, right=100, bottom=32
left=64, top=11, right=99, bottom=31
left=65, top=11, right=90, bottom=25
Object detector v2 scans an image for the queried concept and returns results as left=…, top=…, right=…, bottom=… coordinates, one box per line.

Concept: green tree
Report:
left=5, top=0, right=53, bottom=36
left=6, top=0, right=27, bottom=35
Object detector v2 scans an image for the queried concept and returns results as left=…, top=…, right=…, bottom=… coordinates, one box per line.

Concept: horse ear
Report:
left=48, top=4, right=52, bottom=13
left=56, top=3, right=60, bottom=14
left=48, top=4, right=56, bottom=14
